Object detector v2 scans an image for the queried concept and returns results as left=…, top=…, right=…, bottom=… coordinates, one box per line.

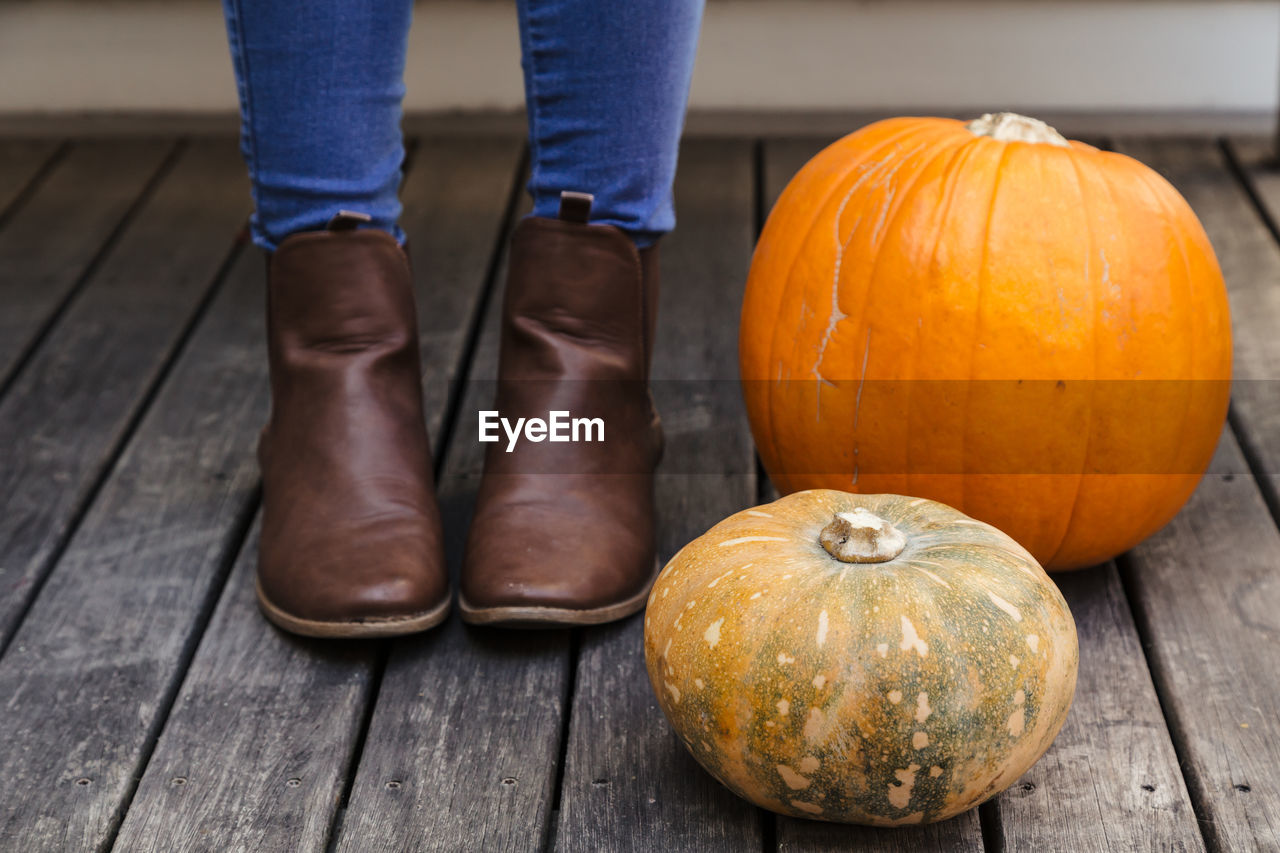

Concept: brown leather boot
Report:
left=255, top=214, right=450, bottom=638
left=460, top=192, right=663, bottom=627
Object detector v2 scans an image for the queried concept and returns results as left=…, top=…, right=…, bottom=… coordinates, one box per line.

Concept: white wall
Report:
left=0, top=0, right=1276, bottom=117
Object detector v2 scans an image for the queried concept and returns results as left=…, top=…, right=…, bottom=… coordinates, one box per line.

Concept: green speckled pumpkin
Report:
left=643, top=489, right=1077, bottom=825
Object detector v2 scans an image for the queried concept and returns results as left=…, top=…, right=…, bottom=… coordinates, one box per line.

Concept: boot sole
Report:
left=457, top=558, right=660, bottom=628
left=256, top=579, right=452, bottom=639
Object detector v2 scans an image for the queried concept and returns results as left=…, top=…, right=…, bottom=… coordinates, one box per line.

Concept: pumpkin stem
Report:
left=819, top=508, right=906, bottom=563
left=966, top=112, right=1070, bottom=148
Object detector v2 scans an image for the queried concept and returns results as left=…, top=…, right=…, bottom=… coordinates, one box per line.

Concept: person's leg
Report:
left=518, top=0, right=705, bottom=247
left=222, top=0, right=449, bottom=637
left=221, top=0, right=411, bottom=248
left=461, top=0, right=704, bottom=626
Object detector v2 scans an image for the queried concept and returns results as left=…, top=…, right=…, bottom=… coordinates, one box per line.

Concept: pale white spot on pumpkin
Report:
left=750, top=592, right=763, bottom=600
left=665, top=682, right=681, bottom=703
left=686, top=600, right=697, bottom=609
left=777, top=765, right=811, bottom=790
left=1014, top=689, right=1025, bottom=705
left=1026, top=634, right=1040, bottom=652
left=803, top=708, right=824, bottom=740
left=876, top=643, right=889, bottom=657
left=908, top=498, right=928, bottom=507
left=799, top=756, right=820, bottom=773
left=704, top=618, right=724, bottom=648
left=834, top=509, right=885, bottom=530
left=707, top=570, right=734, bottom=588
left=915, top=693, right=933, bottom=723
left=661, top=587, right=669, bottom=598
left=987, top=591, right=1023, bottom=622
left=777, top=652, right=795, bottom=664
left=782, top=574, right=793, bottom=580
left=929, top=766, right=943, bottom=778
left=719, top=536, right=787, bottom=547
left=913, top=731, right=929, bottom=749
left=663, top=638, right=672, bottom=658
left=887, top=764, right=920, bottom=809
left=777, top=699, right=791, bottom=715
left=1008, top=707, right=1026, bottom=736
left=1009, top=654, right=1020, bottom=667
left=791, top=799, right=823, bottom=815
left=765, top=721, right=776, bottom=728
left=694, top=678, right=705, bottom=689
left=813, top=675, right=827, bottom=689
left=887, top=690, right=903, bottom=704
left=914, top=567, right=952, bottom=589
left=744, top=510, right=773, bottom=518
left=816, top=610, right=830, bottom=647
left=900, top=616, right=928, bottom=657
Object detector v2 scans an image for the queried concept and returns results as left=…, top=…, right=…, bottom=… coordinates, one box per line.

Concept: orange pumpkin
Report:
left=644, top=489, right=1077, bottom=825
left=741, top=113, right=1232, bottom=569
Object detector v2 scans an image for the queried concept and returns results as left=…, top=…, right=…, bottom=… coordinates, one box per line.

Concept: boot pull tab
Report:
left=326, top=210, right=373, bottom=231
left=558, top=191, right=594, bottom=224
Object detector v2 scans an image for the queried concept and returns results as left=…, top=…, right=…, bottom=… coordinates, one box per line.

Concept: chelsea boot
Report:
left=460, top=192, right=663, bottom=627
left=256, top=214, right=450, bottom=637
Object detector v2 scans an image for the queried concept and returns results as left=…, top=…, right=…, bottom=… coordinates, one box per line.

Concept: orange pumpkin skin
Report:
left=644, top=490, right=1077, bottom=825
left=740, top=115, right=1232, bottom=570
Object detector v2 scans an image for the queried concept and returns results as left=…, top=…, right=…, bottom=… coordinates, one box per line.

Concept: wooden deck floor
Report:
left=1, top=131, right=1278, bottom=852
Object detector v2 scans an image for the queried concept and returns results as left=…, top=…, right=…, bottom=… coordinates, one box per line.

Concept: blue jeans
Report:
left=221, top=0, right=704, bottom=251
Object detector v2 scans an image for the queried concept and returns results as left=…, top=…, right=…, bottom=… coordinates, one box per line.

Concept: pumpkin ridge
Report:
left=765, top=120, right=960, bottom=488
left=958, top=137, right=1014, bottom=522
left=1140, top=165, right=1203, bottom=558
left=799, top=130, right=944, bottom=430
left=833, top=132, right=974, bottom=493
left=759, top=119, right=939, bottom=486
left=814, top=126, right=965, bottom=386
left=1130, top=160, right=1205, bottom=537
left=1042, top=145, right=1103, bottom=565
left=902, top=138, right=979, bottom=500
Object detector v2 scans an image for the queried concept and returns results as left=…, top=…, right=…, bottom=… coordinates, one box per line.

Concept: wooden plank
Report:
left=1222, top=136, right=1280, bottom=507
left=0, top=139, right=248, bottom=655
left=404, top=137, right=526, bottom=438
left=995, top=566, right=1204, bottom=852
left=0, top=228, right=261, bottom=851
left=1123, top=434, right=1280, bottom=851
left=106, top=518, right=373, bottom=853
left=111, top=136, right=523, bottom=853
left=0, top=139, right=173, bottom=386
left=780, top=812, right=983, bottom=853
left=334, top=613, right=569, bottom=853
left=0, top=139, right=59, bottom=220
left=332, top=162, right=576, bottom=853
left=553, top=140, right=763, bottom=853
left=1112, top=137, right=1280, bottom=850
